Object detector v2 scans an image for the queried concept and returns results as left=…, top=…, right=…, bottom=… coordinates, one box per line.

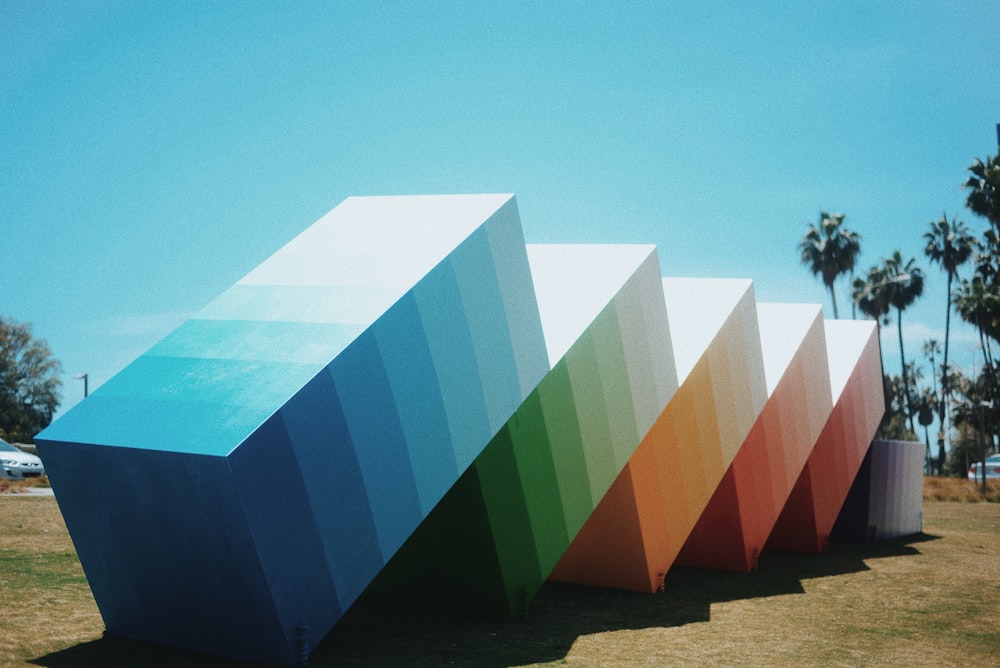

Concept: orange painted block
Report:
left=767, top=320, right=884, bottom=553
left=675, top=303, right=832, bottom=572
left=549, top=279, right=767, bottom=592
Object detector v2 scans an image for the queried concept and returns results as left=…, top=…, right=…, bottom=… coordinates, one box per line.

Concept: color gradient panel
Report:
left=367, top=244, right=679, bottom=618
left=675, top=303, right=833, bottom=572
left=832, top=440, right=925, bottom=541
left=767, top=319, right=884, bottom=553
left=36, top=194, right=550, bottom=665
left=547, top=278, right=769, bottom=592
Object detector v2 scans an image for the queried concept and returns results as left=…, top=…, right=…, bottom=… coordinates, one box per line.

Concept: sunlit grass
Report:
left=1, top=495, right=997, bottom=667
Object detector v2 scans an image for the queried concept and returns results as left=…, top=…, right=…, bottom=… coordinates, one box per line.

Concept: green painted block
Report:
left=508, top=390, right=570, bottom=576
left=539, top=359, right=595, bottom=536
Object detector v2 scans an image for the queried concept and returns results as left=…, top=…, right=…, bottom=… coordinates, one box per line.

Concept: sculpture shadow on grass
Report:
left=31, top=532, right=938, bottom=668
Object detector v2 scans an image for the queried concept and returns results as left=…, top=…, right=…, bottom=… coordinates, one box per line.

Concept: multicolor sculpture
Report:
left=36, top=194, right=900, bottom=665
left=369, top=244, right=677, bottom=617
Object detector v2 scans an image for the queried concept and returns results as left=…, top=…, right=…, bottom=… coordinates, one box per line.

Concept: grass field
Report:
left=2, top=484, right=998, bottom=667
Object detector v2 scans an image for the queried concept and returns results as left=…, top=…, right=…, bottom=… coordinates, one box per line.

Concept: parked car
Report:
left=0, top=438, right=45, bottom=479
left=968, top=453, right=1000, bottom=480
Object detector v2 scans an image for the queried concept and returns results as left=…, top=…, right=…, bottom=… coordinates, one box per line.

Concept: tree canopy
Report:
left=964, top=154, right=1000, bottom=229
left=799, top=212, right=861, bottom=319
left=0, top=315, right=62, bottom=442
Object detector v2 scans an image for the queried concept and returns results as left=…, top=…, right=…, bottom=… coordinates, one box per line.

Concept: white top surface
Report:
left=239, top=194, right=515, bottom=288
left=824, top=319, right=879, bottom=401
left=661, top=278, right=754, bottom=381
left=756, top=302, right=823, bottom=395
left=527, top=244, right=658, bottom=366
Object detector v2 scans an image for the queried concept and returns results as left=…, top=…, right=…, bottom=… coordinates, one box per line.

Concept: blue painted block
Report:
left=36, top=194, right=548, bottom=665
left=278, top=370, right=382, bottom=609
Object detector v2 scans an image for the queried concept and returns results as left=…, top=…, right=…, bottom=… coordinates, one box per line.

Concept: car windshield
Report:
left=0, top=440, right=17, bottom=452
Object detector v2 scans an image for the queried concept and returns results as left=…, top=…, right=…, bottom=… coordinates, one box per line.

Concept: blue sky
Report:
left=3, top=1, right=999, bottom=423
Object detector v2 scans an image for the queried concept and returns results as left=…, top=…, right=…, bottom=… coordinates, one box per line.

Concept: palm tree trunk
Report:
left=897, top=307, right=915, bottom=435
left=829, top=283, right=839, bottom=319
left=850, top=270, right=857, bottom=319
left=938, top=272, right=952, bottom=475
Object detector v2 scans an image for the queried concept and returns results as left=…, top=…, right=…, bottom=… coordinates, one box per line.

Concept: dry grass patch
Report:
left=2, top=497, right=998, bottom=667
left=924, top=475, right=1000, bottom=502
left=0, top=476, right=51, bottom=495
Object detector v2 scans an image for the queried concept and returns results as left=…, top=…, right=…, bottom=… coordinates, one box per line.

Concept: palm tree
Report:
left=923, top=213, right=979, bottom=472
left=868, top=252, right=924, bottom=434
left=974, top=228, right=999, bottom=285
left=799, top=212, right=861, bottom=319
left=916, top=382, right=936, bottom=474
left=954, top=275, right=1000, bottom=382
left=854, top=265, right=899, bottom=436
left=922, top=339, right=942, bottom=473
left=853, top=265, right=892, bottom=353
left=964, top=154, right=1000, bottom=229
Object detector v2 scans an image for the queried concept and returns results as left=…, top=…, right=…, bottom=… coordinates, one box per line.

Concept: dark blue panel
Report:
left=228, top=414, right=342, bottom=653
left=278, top=370, right=383, bottom=609
left=329, top=330, right=422, bottom=561
left=34, top=438, right=291, bottom=664
left=373, top=292, right=457, bottom=515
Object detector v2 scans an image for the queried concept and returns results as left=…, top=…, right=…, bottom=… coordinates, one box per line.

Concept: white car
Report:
left=0, top=438, right=45, bottom=480
left=968, top=453, right=1000, bottom=481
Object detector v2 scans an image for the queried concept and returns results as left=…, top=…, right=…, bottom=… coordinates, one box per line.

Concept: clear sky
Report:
left=3, top=1, right=999, bottom=427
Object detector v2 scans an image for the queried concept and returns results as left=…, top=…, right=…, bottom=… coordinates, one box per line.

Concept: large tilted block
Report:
left=832, top=440, right=925, bottom=541
left=35, top=195, right=550, bottom=665
left=767, top=319, right=884, bottom=553
left=675, top=303, right=833, bottom=572
left=547, top=279, right=768, bottom=592
left=367, top=244, right=678, bottom=618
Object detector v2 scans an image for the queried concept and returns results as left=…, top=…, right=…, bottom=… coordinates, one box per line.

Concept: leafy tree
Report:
left=923, top=213, right=979, bottom=472
left=0, top=316, right=62, bottom=442
left=915, top=384, right=936, bottom=473
left=953, top=275, right=1000, bottom=411
left=799, top=212, right=861, bottom=319
left=964, top=154, right=1000, bottom=229
left=947, top=370, right=974, bottom=476
left=947, top=370, right=998, bottom=477
left=877, top=372, right=917, bottom=441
